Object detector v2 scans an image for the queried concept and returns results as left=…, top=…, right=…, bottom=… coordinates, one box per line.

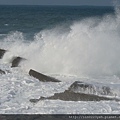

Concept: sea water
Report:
left=0, top=5, right=120, bottom=114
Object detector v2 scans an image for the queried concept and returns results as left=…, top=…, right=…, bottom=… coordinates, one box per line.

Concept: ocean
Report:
left=0, top=5, right=120, bottom=114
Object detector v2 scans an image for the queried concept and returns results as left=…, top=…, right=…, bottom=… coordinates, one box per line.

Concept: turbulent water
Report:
left=1, top=5, right=120, bottom=114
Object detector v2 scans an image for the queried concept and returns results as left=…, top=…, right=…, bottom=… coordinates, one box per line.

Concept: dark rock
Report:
left=30, top=81, right=119, bottom=103
left=0, top=69, right=5, bottom=74
left=68, top=81, right=95, bottom=93
left=68, top=81, right=113, bottom=96
left=29, top=98, right=40, bottom=103
left=30, top=90, right=117, bottom=103
left=29, top=69, right=61, bottom=82
left=11, top=57, right=26, bottom=67
left=0, top=49, right=6, bottom=59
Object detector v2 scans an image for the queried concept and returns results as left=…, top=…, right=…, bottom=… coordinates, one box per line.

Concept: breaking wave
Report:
left=1, top=7, right=120, bottom=77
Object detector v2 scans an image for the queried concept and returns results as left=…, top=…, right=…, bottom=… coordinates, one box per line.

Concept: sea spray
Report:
left=1, top=7, right=120, bottom=77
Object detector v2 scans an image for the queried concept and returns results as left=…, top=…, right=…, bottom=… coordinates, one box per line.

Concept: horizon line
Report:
left=0, top=4, right=114, bottom=7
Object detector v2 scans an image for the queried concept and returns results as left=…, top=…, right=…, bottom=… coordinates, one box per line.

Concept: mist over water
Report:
left=1, top=6, right=120, bottom=77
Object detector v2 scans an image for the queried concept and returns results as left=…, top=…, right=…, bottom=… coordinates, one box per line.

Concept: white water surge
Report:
left=0, top=7, right=120, bottom=114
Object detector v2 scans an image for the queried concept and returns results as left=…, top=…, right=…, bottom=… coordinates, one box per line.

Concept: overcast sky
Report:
left=0, top=0, right=117, bottom=6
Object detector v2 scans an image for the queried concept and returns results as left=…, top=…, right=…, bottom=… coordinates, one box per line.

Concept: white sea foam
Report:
left=1, top=7, right=120, bottom=114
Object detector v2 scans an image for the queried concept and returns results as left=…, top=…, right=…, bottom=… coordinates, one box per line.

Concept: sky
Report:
left=0, top=0, right=117, bottom=6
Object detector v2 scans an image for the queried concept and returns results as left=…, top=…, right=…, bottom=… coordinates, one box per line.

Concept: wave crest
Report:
left=1, top=7, right=120, bottom=77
